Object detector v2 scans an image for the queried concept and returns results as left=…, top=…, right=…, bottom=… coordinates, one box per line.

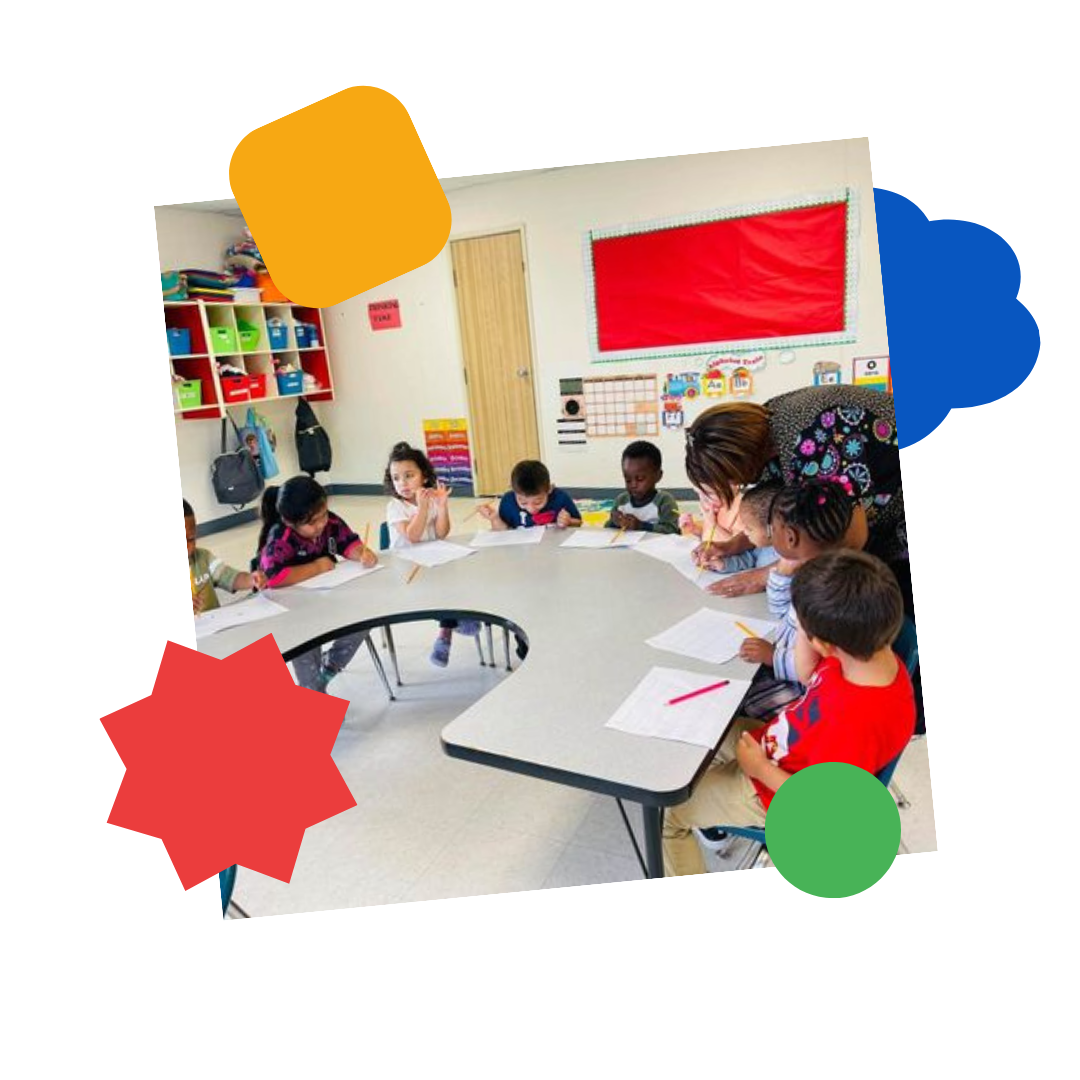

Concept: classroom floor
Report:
left=204, top=495, right=937, bottom=916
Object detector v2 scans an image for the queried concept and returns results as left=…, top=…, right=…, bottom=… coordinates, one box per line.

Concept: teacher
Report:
left=685, top=383, right=922, bottom=729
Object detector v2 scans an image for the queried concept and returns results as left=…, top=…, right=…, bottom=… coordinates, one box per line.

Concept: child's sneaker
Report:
left=430, top=636, right=451, bottom=668
left=310, top=666, right=336, bottom=694
left=455, top=620, right=482, bottom=637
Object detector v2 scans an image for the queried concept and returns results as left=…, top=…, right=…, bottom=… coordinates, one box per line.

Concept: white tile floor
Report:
left=201, top=495, right=936, bottom=917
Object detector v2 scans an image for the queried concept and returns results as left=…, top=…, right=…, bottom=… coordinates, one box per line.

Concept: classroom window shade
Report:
left=585, top=192, right=857, bottom=361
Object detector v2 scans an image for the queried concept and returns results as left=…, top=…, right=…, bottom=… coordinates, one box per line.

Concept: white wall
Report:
left=158, top=138, right=887, bottom=519
left=325, top=137, right=886, bottom=493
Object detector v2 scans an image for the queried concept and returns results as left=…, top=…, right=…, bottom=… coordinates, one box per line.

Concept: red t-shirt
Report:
left=750, top=655, right=915, bottom=810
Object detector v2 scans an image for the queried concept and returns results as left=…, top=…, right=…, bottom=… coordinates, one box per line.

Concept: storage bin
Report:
left=239, top=329, right=260, bottom=351
left=295, top=324, right=312, bottom=349
left=254, top=272, right=289, bottom=303
left=267, top=324, right=289, bottom=349
left=248, top=374, right=268, bottom=399
left=220, top=375, right=250, bottom=403
left=306, top=323, right=320, bottom=347
left=275, top=371, right=304, bottom=395
left=167, top=328, right=191, bottom=356
left=208, top=326, right=239, bottom=353
left=175, top=380, right=202, bottom=409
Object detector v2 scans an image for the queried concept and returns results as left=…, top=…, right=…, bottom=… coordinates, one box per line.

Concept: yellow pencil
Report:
left=362, top=521, right=371, bottom=552
left=609, top=527, right=626, bottom=546
left=695, top=523, right=717, bottom=582
left=463, top=505, right=482, bottom=522
left=735, top=621, right=759, bottom=639
left=405, top=564, right=422, bottom=585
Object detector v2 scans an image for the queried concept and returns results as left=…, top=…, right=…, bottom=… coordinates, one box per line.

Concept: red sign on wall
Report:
left=368, top=299, right=402, bottom=331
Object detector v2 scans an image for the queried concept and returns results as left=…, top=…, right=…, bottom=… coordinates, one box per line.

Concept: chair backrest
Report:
left=379, top=521, right=391, bottom=551
left=894, top=617, right=919, bottom=677
left=218, top=865, right=237, bottom=917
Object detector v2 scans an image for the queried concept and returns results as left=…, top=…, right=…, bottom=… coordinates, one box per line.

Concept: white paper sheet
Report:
left=646, top=607, right=778, bottom=665
left=634, top=534, right=733, bottom=590
left=559, top=528, right=646, bottom=549
left=393, top=541, right=477, bottom=568
left=469, top=527, right=547, bottom=547
left=294, top=561, right=385, bottom=590
left=604, top=667, right=752, bottom=748
left=193, top=594, right=290, bottom=640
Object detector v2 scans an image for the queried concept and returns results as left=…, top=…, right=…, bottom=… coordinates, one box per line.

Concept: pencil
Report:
left=666, top=680, right=730, bottom=706
left=405, top=564, right=422, bottom=585
left=463, top=505, right=483, bottom=522
left=609, top=527, right=626, bottom=546
left=735, top=621, right=759, bottom=639
left=362, top=522, right=371, bottom=553
left=695, top=522, right=717, bottom=582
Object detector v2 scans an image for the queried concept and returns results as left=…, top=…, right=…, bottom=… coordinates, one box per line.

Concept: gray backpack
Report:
left=211, top=416, right=264, bottom=508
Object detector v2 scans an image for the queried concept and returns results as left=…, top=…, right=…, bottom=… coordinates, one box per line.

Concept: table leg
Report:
left=642, top=804, right=665, bottom=879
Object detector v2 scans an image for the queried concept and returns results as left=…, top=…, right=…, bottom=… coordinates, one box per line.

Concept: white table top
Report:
left=197, top=528, right=772, bottom=806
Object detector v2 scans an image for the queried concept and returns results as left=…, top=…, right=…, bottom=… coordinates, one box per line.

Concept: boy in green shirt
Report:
left=606, top=441, right=680, bottom=534
left=185, top=499, right=263, bottom=614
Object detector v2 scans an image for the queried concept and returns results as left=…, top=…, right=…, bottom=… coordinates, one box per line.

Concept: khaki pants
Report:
left=662, top=719, right=768, bottom=876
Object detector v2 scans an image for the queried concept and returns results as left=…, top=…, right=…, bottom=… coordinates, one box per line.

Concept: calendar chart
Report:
left=583, top=375, right=659, bottom=438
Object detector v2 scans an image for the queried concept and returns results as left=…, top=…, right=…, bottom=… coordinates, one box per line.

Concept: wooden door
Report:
left=451, top=231, right=541, bottom=496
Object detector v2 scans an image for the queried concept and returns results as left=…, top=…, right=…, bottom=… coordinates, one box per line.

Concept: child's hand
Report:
left=556, top=508, right=572, bottom=528
left=735, top=731, right=768, bottom=779
left=740, top=638, right=775, bottom=665
left=692, top=542, right=726, bottom=569
left=251, top=570, right=268, bottom=592
left=192, top=593, right=204, bottom=616
left=360, top=546, right=378, bottom=569
left=433, top=482, right=451, bottom=504
left=476, top=503, right=496, bottom=522
left=679, top=513, right=702, bottom=538
left=708, top=573, right=763, bottom=598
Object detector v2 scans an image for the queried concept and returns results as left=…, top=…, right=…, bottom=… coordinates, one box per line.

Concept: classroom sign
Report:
left=853, top=355, right=890, bottom=392
left=368, top=299, right=402, bottom=330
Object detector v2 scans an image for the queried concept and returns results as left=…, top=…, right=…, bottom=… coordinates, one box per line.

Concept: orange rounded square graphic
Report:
left=230, top=87, right=451, bottom=308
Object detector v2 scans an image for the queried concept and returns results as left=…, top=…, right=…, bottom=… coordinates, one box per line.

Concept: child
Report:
left=257, top=476, right=379, bottom=693
left=384, top=441, right=481, bottom=668
left=662, top=548, right=916, bottom=876
left=185, top=499, right=264, bottom=615
left=737, top=479, right=857, bottom=719
left=477, top=460, right=582, bottom=530
left=605, top=440, right=680, bottom=534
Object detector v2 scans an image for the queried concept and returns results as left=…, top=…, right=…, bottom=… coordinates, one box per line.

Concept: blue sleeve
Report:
left=766, top=567, right=793, bottom=620
left=719, top=549, right=758, bottom=573
left=497, top=491, right=519, bottom=528
left=754, top=546, right=780, bottom=569
left=556, top=489, right=581, bottom=519
left=771, top=608, right=801, bottom=684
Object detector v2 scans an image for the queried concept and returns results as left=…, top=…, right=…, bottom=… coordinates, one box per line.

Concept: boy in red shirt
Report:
left=662, top=549, right=915, bottom=876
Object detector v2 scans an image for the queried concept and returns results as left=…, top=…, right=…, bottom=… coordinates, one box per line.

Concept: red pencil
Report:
left=666, top=679, right=730, bottom=706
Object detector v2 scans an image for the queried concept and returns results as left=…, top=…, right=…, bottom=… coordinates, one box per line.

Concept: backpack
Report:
left=295, top=399, right=331, bottom=476
left=211, top=415, right=264, bottom=508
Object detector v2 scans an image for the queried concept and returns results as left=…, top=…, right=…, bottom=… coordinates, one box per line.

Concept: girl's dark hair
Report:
left=769, top=479, right=852, bottom=547
left=256, top=476, right=328, bottom=551
left=685, top=403, right=774, bottom=506
left=384, top=442, right=437, bottom=497
left=183, top=499, right=194, bottom=518
left=791, top=550, right=905, bottom=660
left=738, top=481, right=783, bottom=526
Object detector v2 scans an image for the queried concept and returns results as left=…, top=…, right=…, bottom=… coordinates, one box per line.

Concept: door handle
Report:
left=516, top=368, right=530, bottom=378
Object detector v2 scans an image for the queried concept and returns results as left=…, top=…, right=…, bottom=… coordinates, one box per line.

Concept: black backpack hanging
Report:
left=211, top=414, right=264, bottom=509
left=295, top=399, right=332, bottom=476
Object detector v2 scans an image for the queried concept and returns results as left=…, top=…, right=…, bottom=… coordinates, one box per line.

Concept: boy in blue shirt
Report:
left=478, top=460, right=582, bottom=530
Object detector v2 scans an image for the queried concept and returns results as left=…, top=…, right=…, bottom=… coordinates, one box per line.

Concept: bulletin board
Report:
left=584, top=189, right=859, bottom=363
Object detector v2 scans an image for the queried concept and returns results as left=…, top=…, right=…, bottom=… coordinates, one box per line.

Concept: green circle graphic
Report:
left=765, top=762, right=900, bottom=898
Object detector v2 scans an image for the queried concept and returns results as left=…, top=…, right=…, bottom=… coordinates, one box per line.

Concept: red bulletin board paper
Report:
left=591, top=202, right=848, bottom=352
left=368, top=299, right=401, bottom=330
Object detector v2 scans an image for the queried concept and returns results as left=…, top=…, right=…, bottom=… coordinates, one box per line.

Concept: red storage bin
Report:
left=248, top=374, right=268, bottom=399
left=220, top=376, right=250, bottom=403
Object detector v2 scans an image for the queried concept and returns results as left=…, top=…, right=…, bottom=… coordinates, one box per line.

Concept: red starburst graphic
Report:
left=102, top=636, right=356, bottom=888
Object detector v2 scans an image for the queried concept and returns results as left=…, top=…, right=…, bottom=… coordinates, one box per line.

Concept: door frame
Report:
left=448, top=224, right=543, bottom=496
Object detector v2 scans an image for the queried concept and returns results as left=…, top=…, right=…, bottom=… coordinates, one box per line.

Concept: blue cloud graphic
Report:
left=874, top=188, right=1040, bottom=447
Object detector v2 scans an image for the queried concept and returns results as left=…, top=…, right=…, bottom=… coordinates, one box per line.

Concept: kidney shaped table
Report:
left=196, top=528, right=770, bottom=878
